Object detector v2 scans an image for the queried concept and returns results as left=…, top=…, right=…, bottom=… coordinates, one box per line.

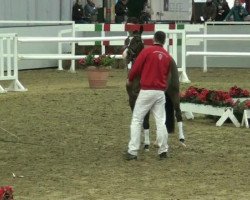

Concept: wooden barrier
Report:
left=241, top=110, right=250, bottom=128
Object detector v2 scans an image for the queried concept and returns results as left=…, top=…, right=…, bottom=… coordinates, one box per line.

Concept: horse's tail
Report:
left=165, top=92, right=175, bottom=133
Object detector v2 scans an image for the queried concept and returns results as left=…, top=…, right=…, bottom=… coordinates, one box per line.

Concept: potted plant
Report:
left=79, top=54, right=115, bottom=89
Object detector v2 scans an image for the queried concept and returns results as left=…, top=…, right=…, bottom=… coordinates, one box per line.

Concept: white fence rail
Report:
left=58, top=24, right=190, bottom=83
left=18, top=31, right=190, bottom=83
left=0, top=33, right=26, bottom=93
left=186, top=21, right=250, bottom=72
left=186, top=34, right=250, bottom=72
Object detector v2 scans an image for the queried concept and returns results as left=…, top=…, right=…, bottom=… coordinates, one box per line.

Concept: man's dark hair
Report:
left=154, top=31, right=166, bottom=45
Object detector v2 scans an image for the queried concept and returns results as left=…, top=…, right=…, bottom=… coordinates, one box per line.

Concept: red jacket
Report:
left=128, top=44, right=172, bottom=91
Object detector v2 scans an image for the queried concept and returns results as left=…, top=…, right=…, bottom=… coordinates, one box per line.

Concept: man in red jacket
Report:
left=126, top=31, right=172, bottom=160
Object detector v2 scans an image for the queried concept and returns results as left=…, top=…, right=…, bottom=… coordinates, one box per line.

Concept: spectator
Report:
left=115, top=0, right=128, bottom=24
left=224, top=0, right=248, bottom=21
left=139, top=0, right=151, bottom=23
left=84, top=0, right=98, bottom=23
left=215, top=0, right=230, bottom=21
left=212, top=0, right=221, bottom=7
left=202, top=0, right=217, bottom=21
left=240, top=0, right=246, bottom=8
left=72, top=0, right=86, bottom=24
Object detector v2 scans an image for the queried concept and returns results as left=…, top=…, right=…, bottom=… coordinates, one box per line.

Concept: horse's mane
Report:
left=125, top=25, right=144, bottom=65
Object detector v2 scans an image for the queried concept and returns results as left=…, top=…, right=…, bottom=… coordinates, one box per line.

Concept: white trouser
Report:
left=128, top=90, right=169, bottom=156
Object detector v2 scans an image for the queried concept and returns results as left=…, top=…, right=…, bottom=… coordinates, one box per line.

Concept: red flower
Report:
left=180, top=86, right=234, bottom=107
left=245, top=100, right=250, bottom=108
left=0, top=186, right=14, bottom=199
left=229, top=85, right=250, bottom=98
left=78, top=53, right=115, bottom=68
left=198, top=89, right=209, bottom=102
left=79, top=58, right=86, bottom=65
left=243, top=90, right=250, bottom=96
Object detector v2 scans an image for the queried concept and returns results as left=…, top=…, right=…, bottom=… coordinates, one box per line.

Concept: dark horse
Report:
left=123, top=26, right=185, bottom=148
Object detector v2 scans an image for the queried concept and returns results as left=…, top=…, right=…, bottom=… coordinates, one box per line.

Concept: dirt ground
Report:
left=0, top=67, right=249, bottom=200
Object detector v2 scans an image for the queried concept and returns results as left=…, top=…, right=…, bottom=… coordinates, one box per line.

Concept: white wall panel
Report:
left=0, top=0, right=71, bottom=21
left=61, top=0, right=74, bottom=21
left=35, top=0, right=60, bottom=20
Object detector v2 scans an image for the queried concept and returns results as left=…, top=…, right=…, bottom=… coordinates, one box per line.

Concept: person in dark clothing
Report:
left=72, top=0, right=86, bottom=24
left=215, top=0, right=230, bottom=21
left=115, top=0, right=128, bottom=23
left=84, top=0, right=98, bottom=23
left=225, top=0, right=248, bottom=21
left=126, top=0, right=145, bottom=20
left=203, top=0, right=217, bottom=21
left=139, top=0, right=151, bottom=23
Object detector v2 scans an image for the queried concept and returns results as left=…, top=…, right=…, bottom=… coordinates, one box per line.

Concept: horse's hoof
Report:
left=144, top=144, right=150, bottom=152
left=179, top=138, right=185, bottom=143
left=179, top=139, right=186, bottom=148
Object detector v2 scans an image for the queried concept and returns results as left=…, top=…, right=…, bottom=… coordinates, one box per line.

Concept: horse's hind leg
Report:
left=142, top=112, right=150, bottom=151
left=165, top=92, right=175, bottom=133
left=168, top=90, right=185, bottom=143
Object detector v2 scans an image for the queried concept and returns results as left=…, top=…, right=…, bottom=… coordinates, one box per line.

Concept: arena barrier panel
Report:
left=187, top=21, right=250, bottom=72
left=0, top=33, right=27, bottom=93
left=241, top=109, right=250, bottom=128
left=58, top=23, right=190, bottom=83
left=180, top=103, right=241, bottom=128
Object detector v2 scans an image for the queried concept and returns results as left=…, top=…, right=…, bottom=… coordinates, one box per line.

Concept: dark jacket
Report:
left=84, top=1, right=97, bottom=18
left=115, top=1, right=128, bottom=23
left=72, top=3, right=84, bottom=21
left=203, top=2, right=217, bottom=21
left=225, top=5, right=248, bottom=21
left=84, top=1, right=98, bottom=23
left=215, top=0, right=230, bottom=21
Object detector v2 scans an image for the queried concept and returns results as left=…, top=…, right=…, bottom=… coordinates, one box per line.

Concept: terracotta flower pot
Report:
left=87, top=67, right=110, bottom=89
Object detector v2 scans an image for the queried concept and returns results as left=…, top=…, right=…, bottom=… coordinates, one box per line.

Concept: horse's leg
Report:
left=167, top=88, right=185, bottom=143
left=126, top=86, right=136, bottom=111
left=142, top=111, right=150, bottom=151
left=165, top=92, right=175, bottom=133
left=166, top=58, right=185, bottom=145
